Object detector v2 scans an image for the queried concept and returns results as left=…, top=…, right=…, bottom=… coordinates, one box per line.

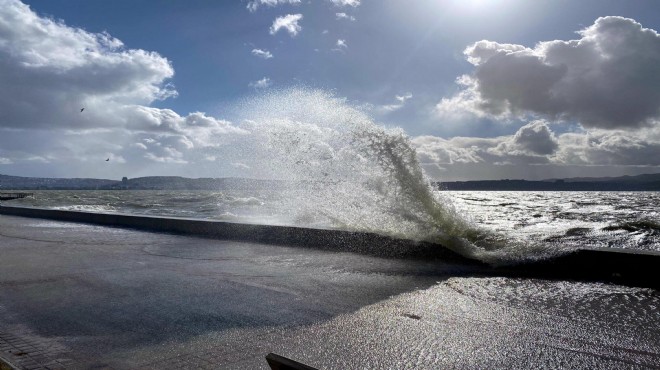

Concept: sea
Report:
left=8, top=189, right=660, bottom=264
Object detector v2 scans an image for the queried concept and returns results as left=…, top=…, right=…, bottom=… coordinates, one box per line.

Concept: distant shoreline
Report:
left=3, top=172, right=660, bottom=191
left=436, top=179, right=660, bottom=191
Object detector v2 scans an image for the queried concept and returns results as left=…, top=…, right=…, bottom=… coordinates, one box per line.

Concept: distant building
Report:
left=122, top=177, right=129, bottom=189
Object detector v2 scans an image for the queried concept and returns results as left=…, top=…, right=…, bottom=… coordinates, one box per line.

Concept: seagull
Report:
left=80, top=108, right=85, bottom=112
left=105, top=158, right=110, bottom=161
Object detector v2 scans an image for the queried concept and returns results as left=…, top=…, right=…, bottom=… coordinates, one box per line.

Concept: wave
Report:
left=603, top=219, right=660, bottom=233
left=219, top=88, right=558, bottom=264
left=51, top=204, right=117, bottom=213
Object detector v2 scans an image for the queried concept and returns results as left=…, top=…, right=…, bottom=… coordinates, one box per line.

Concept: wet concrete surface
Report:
left=0, top=214, right=659, bottom=369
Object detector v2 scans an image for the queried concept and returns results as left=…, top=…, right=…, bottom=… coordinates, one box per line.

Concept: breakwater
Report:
left=1, top=205, right=658, bottom=289
left=0, top=205, right=466, bottom=261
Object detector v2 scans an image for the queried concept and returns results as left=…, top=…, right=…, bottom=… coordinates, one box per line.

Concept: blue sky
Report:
left=2, top=0, right=660, bottom=180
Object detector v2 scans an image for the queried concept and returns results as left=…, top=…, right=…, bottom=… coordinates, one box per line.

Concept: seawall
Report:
left=0, top=205, right=468, bottom=261
left=1, top=205, right=658, bottom=289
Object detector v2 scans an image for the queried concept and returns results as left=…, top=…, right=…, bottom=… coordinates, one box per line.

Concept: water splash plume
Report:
left=219, top=88, right=560, bottom=264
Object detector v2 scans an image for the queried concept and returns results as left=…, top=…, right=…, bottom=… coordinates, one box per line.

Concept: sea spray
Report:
left=227, top=88, right=552, bottom=263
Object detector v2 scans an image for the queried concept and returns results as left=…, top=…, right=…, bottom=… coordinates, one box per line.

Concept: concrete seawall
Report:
left=1, top=205, right=658, bottom=289
left=0, top=205, right=469, bottom=261
left=500, top=247, right=660, bottom=289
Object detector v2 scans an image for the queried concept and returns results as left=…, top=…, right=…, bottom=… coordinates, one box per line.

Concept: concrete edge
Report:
left=500, top=247, right=660, bottom=290
left=266, top=353, right=319, bottom=370
left=0, top=205, right=471, bottom=262
left=0, top=356, right=19, bottom=370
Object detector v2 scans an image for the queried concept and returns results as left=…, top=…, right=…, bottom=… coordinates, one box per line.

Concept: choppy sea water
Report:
left=8, top=190, right=660, bottom=259
left=449, top=191, right=660, bottom=252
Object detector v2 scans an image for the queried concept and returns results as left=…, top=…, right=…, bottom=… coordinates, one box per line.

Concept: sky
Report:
left=2, top=0, right=660, bottom=181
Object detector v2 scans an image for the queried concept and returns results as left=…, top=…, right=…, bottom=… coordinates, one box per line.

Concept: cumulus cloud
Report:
left=0, top=0, right=176, bottom=130
left=336, top=12, right=356, bottom=21
left=249, top=77, right=273, bottom=89
left=329, top=0, right=360, bottom=7
left=413, top=120, right=660, bottom=177
left=414, top=121, right=560, bottom=169
left=554, top=129, right=660, bottom=166
left=509, top=120, right=559, bottom=155
left=251, top=48, right=273, bottom=59
left=269, top=14, right=303, bottom=37
left=0, top=0, right=247, bottom=176
left=439, top=17, right=660, bottom=130
left=246, top=0, right=301, bottom=12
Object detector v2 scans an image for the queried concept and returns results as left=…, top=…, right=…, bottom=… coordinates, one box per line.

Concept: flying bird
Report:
left=80, top=108, right=85, bottom=112
left=105, top=158, right=110, bottom=161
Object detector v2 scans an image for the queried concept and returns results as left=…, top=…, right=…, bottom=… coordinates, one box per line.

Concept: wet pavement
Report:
left=0, top=214, right=659, bottom=369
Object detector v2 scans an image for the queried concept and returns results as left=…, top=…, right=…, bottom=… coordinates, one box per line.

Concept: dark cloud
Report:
left=511, top=121, right=558, bottom=155
left=439, top=17, right=660, bottom=130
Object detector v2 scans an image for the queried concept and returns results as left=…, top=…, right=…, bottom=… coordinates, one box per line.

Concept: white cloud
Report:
left=329, top=0, right=360, bottom=7
left=414, top=121, right=559, bottom=169
left=247, top=0, right=301, bottom=12
left=554, top=129, right=660, bottom=166
left=251, top=48, right=273, bottom=59
left=249, top=77, right=272, bottom=89
left=0, top=157, right=13, bottom=165
left=25, top=155, right=51, bottom=164
left=131, top=142, right=148, bottom=150
left=439, top=17, right=660, bottom=130
left=413, top=121, right=660, bottom=175
left=332, top=39, right=348, bottom=53
left=396, top=93, right=413, bottom=103
left=145, top=151, right=187, bottom=164
left=0, top=0, right=248, bottom=175
left=379, top=93, right=413, bottom=112
left=269, top=14, right=303, bottom=37
left=0, top=0, right=176, bottom=130
left=231, top=162, right=251, bottom=170
left=336, top=12, right=356, bottom=21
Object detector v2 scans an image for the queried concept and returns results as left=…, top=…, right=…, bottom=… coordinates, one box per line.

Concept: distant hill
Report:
left=0, top=174, right=282, bottom=190
left=438, top=173, right=660, bottom=191
left=3, top=172, right=660, bottom=191
left=544, top=173, right=660, bottom=183
left=0, top=173, right=118, bottom=190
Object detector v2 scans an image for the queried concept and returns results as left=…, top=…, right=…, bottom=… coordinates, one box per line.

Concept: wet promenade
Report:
left=1, top=214, right=659, bottom=369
